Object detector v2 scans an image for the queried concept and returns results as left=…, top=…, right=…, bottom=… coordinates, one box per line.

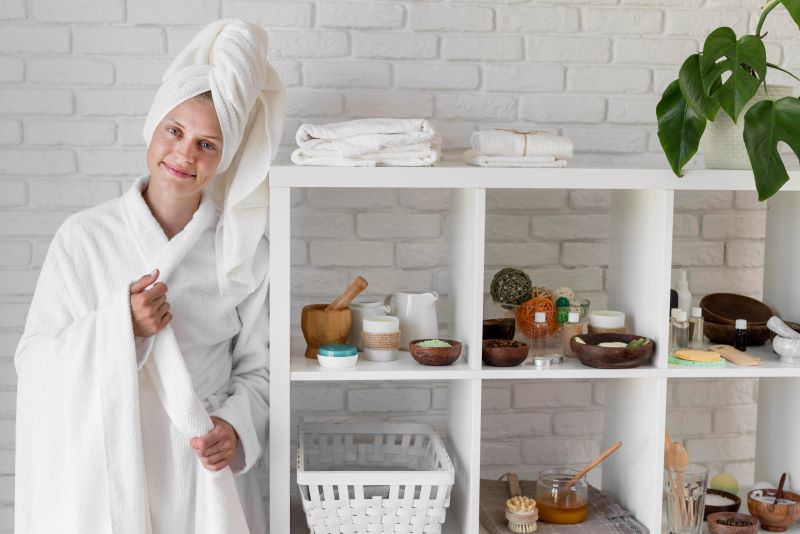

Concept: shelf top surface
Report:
left=270, top=151, right=800, bottom=192
left=288, top=341, right=800, bottom=381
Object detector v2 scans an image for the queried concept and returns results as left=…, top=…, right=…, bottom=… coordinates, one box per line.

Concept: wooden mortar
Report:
left=301, top=277, right=367, bottom=359
left=301, top=304, right=351, bottom=359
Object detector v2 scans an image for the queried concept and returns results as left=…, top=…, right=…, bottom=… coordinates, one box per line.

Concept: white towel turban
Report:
left=143, top=19, right=285, bottom=296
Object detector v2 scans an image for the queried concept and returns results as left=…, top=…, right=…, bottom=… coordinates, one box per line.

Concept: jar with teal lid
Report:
left=317, top=344, right=358, bottom=368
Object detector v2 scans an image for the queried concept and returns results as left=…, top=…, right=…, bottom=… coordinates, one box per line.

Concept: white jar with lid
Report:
left=588, top=310, right=626, bottom=334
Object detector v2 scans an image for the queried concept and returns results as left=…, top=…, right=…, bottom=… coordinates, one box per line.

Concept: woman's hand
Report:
left=130, top=269, right=172, bottom=337
left=190, top=416, right=239, bottom=471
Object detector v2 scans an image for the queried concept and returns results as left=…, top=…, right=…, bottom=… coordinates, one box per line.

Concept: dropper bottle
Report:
left=689, top=307, right=704, bottom=349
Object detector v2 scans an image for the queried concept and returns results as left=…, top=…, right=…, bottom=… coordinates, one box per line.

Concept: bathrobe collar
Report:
left=122, top=175, right=218, bottom=285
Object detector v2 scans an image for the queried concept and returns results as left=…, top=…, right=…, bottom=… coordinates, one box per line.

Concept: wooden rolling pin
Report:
left=326, top=276, right=368, bottom=311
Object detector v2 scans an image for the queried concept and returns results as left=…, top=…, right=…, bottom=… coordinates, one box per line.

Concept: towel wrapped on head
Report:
left=143, top=19, right=285, bottom=296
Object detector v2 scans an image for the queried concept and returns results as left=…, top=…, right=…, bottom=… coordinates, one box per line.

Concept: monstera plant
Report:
left=656, top=0, right=800, bottom=201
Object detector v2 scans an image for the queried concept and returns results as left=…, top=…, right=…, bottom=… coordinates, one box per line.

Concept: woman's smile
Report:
left=163, top=161, right=197, bottom=179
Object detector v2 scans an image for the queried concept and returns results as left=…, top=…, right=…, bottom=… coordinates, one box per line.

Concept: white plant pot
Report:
left=700, top=85, right=794, bottom=169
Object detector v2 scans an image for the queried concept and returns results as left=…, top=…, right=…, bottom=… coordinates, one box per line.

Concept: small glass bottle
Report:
left=671, top=310, right=689, bottom=353
left=668, top=308, right=681, bottom=354
left=734, top=319, right=748, bottom=351
left=689, top=306, right=705, bottom=349
left=562, top=311, right=584, bottom=358
left=530, top=311, right=550, bottom=358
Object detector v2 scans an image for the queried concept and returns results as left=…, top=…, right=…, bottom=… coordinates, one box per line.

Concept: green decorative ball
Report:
left=490, top=268, right=532, bottom=305
left=556, top=309, right=570, bottom=323
left=555, top=297, right=570, bottom=307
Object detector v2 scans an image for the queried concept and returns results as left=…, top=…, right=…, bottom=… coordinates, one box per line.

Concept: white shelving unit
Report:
left=268, top=157, right=800, bottom=534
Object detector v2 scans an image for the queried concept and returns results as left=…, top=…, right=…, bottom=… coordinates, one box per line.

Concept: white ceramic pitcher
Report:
left=385, top=290, right=439, bottom=350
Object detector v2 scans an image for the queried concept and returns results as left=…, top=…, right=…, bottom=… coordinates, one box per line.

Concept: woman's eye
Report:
left=201, top=141, right=216, bottom=151
left=167, top=127, right=179, bottom=136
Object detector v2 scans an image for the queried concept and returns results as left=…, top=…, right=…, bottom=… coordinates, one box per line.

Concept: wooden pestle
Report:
left=326, top=276, right=368, bottom=311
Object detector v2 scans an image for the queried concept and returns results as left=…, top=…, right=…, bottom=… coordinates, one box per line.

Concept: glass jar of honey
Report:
left=534, top=468, right=589, bottom=524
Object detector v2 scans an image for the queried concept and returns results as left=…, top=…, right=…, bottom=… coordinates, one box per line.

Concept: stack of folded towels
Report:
left=291, top=118, right=442, bottom=166
left=464, top=129, right=573, bottom=167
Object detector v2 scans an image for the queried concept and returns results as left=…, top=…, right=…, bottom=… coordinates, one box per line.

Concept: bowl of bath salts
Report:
left=704, top=489, right=742, bottom=520
left=409, top=338, right=462, bottom=366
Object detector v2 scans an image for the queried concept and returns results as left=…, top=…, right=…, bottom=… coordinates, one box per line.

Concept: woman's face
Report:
left=146, top=96, right=223, bottom=200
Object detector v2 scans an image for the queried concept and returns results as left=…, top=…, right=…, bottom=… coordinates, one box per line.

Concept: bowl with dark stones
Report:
left=707, top=512, right=760, bottom=534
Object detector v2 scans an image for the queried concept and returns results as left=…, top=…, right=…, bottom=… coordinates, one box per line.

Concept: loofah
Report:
left=530, top=286, right=553, bottom=299
left=490, top=268, right=533, bottom=305
left=516, top=296, right=557, bottom=337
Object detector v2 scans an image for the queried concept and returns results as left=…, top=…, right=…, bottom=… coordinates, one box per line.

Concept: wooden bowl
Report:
left=482, top=339, right=528, bottom=367
left=747, top=489, right=800, bottom=532
left=707, top=512, right=760, bottom=534
left=300, top=304, right=352, bottom=359
left=704, top=320, right=770, bottom=346
left=409, top=339, right=462, bottom=366
left=570, top=333, right=654, bottom=369
left=482, top=318, right=516, bottom=341
left=700, top=293, right=773, bottom=326
left=704, top=489, right=742, bottom=520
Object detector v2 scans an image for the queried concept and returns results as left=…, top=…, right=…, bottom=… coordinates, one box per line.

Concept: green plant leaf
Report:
left=657, top=80, right=707, bottom=176
left=781, top=0, right=800, bottom=29
left=743, top=97, right=800, bottom=200
left=679, top=54, right=720, bottom=120
left=700, top=27, right=767, bottom=123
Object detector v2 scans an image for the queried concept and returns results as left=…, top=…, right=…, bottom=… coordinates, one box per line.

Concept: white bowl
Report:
left=317, top=354, right=358, bottom=368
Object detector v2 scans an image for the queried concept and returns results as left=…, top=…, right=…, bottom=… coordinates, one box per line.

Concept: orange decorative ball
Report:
left=516, top=296, right=557, bottom=338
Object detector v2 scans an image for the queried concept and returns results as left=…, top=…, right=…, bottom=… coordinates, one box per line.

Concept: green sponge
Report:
left=668, top=355, right=726, bottom=367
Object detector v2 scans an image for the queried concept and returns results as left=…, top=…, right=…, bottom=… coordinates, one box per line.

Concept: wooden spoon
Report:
left=667, top=442, right=689, bottom=525
left=564, top=441, right=622, bottom=490
left=664, top=431, right=672, bottom=468
left=774, top=472, right=787, bottom=505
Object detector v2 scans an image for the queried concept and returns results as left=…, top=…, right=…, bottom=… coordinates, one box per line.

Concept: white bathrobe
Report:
left=14, top=176, right=269, bottom=534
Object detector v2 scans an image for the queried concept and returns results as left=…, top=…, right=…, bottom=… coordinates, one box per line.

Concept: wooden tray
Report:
left=480, top=478, right=649, bottom=534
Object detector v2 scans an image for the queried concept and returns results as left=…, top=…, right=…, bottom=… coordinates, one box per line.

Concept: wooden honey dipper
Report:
left=325, top=276, right=368, bottom=311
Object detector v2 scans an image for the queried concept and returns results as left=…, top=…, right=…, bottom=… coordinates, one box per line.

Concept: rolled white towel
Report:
left=463, top=149, right=567, bottom=168
left=471, top=129, right=573, bottom=160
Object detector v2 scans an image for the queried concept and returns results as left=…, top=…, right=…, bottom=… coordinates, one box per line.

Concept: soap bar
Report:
left=674, top=349, right=721, bottom=363
left=709, top=344, right=761, bottom=366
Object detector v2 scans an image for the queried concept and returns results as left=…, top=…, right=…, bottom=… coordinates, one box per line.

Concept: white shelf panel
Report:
left=290, top=344, right=472, bottom=381
left=480, top=358, right=660, bottom=379
left=666, top=344, right=800, bottom=378
left=270, top=153, right=800, bottom=191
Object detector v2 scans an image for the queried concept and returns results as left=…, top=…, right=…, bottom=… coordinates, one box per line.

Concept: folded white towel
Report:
left=471, top=129, right=573, bottom=160
left=463, top=149, right=568, bottom=168
left=292, top=118, right=442, bottom=166
left=143, top=19, right=285, bottom=296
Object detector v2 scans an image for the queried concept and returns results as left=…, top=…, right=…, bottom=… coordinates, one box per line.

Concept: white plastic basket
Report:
left=297, top=422, right=455, bottom=534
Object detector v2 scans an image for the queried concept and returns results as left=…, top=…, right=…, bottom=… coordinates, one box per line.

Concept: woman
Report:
left=14, top=20, right=284, bottom=534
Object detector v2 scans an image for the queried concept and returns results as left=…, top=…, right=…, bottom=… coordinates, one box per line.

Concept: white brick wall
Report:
left=2, top=0, right=786, bottom=528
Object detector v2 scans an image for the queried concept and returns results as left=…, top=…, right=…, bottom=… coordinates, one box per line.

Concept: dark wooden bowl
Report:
left=700, top=293, right=773, bottom=326
left=704, top=320, right=770, bottom=346
left=409, top=339, right=462, bottom=366
left=707, top=512, right=760, bottom=534
left=570, top=333, right=654, bottom=369
left=482, top=318, right=516, bottom=341
left=482, top=339, right=528, bottom=367
left=704, top=489, right=742, bottom=520
left=747, top=489, right=800, bottom=532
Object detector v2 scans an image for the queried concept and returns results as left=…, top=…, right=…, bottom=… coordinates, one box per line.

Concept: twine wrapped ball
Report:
left=490, top=268, right=533, bottom=305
